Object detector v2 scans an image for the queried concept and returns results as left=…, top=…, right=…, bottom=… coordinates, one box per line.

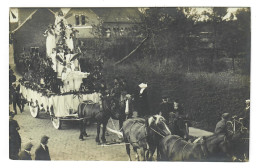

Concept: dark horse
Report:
left=168, top=112, right=189, bottom=139
left=122, top=115, right=171, bottom=161
left=226, top=116, right=249, bottom=161
left=77, top=96, right=121, bottom=143
left=158, top=135, right=208, bottom=161
left=192, top=134, right=233, bottom=161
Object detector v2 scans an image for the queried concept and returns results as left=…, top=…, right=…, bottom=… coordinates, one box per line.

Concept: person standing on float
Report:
left=44, top=24, right=56, bottom=57
left=65, top=24, right=74, bottom=51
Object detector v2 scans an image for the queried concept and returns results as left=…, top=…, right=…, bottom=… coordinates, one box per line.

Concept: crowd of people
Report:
left=9, top=111, right=51, bottom=160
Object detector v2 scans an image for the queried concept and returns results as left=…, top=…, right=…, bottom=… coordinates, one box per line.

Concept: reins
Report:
left=149, top=127, right=166, bottom=138
left=182, top=142, right=190, bottom=161
left=128, top=121, right=148, bottom=145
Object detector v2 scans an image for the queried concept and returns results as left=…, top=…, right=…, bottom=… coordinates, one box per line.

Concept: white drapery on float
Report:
left=20, top=84, right=101, bottom=118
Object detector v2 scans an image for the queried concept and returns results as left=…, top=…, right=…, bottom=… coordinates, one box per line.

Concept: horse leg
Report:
left=79, top=119, right=84, bottom=140
left=101, top=120, right=108, bottom=143
left=126, top=143, right=132, bottom=161
left=133, top=147, right=140, bottom=161
left=157, top=148, right=161, bottom=161
left=140, top=148, right=146, bottom=161
left=148, top=147, right=156, bottom=161
left=82, top=118, right=89, bottom=137
left=145, top=149, right=150, bottom=161
left=119, top=117, right=124, bottom=130
left=96, top=122, right=101, bottom=144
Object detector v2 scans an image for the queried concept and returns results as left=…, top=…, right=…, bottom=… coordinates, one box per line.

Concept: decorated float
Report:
left=19, top=11, right=101, bottom=129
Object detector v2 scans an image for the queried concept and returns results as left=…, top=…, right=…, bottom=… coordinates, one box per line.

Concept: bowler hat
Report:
left=41, top=135, right=50, bottom=144
left=24, top=142, right=33, bottom=151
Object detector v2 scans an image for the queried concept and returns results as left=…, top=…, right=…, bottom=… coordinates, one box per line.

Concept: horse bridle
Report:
left=148, top=119, right=170, bottom=138
left=181, top=137, right=208, bottom=161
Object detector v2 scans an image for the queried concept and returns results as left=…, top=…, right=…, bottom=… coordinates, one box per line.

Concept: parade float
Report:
left=19, top=11, right=101, bottom=129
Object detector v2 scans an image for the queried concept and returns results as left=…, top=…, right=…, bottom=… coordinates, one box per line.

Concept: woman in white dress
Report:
left=44, top=24, right=56, bottom=57
left=49, top=48, right=57, bottom=72
left=65, top=24, right=74, bottom=51
left=56, top=48, right=65, bottom=77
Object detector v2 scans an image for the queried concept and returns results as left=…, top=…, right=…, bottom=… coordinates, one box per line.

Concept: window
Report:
left=81, top=15, right=86, bottom=25
left=75, top=15, right=80, bottom=25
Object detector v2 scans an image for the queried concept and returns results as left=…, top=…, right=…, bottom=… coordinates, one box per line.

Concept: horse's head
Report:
left=102, top=96, right=121, bottom=119
left=146, top=115, right=171, bottom=137
left=193, top=136, right=209, bottom=160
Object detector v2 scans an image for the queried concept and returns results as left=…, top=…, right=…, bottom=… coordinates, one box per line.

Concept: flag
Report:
left=10, top=8, right=18, bottom=23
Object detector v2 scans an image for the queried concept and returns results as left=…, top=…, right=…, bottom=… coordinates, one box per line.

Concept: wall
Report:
left=13, top=8, right=55, bottom=62
left=66, top=8, right=100, bottom=38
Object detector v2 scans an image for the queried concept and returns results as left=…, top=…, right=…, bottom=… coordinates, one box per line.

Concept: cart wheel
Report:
left=30, top=104, right=39, bottom=118
left=52, top=117, right=61, bottom=129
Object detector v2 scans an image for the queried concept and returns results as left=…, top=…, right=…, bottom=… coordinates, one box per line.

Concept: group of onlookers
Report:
left=9, top=112, right=51, bottom=160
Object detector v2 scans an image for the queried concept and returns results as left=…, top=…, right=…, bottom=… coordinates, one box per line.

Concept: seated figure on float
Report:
left=56, top=48, right=65, bottom=77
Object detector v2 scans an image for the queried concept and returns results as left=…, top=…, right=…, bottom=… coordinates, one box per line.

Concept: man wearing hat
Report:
left=9, top=111, right=21, bottom=160
left=238, top=99, right=250, bottom=129
left=19, top=142, right=33, bottom=160
left=136, top=82, right=150, bottom=117
left=35, top=135, right=51, bottom=160
left=11, top=82, right=23, bottom=115
left=215, top=113, right=230, bottom=135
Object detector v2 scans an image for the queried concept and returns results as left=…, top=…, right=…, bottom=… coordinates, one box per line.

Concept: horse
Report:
left=121, top=115, right=171, bottom=161
left=168, top=112, right=189, bottom=139
left=192, top=134, right=233, bottom=161
left=77, top=96, right=121, bottom=143
left=228, top=118, right=249, bottom=161
left=158, top=135, right=208, bottom=161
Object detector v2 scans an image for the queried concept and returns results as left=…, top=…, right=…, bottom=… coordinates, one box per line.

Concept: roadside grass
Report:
left=103, top=59, right=250, bottom=132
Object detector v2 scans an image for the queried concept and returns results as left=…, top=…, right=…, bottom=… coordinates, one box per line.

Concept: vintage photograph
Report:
left=9, top=7, right=250, bottom=161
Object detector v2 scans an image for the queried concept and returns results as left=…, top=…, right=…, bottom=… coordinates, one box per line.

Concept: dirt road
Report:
left=13, top=104, right=213, bottom=161
left=14, top=105, right=131, bottom=161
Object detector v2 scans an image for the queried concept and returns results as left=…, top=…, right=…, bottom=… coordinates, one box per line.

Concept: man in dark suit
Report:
left=35, top=135, right=51, bottom=160
left=19, top=142, right=33, bottom=160
left=136, top=83, right=150, bottom=117
left=9, top=112, right=21, bottom=160
left=11, top=83, right=23, bottom=115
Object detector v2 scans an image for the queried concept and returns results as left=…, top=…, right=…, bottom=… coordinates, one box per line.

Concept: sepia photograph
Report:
left=8, top=6, right=251, bottom=162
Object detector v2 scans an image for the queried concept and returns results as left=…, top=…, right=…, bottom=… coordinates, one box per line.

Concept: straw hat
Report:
left=138, top=83, right=147, bottom=89
left=245, top=99, right=250, bottom=104
left=222, top=113, right=230, bottom=119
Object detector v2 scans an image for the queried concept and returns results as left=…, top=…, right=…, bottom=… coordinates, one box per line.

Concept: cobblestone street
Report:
left=14, top=105, right=130, bottom=161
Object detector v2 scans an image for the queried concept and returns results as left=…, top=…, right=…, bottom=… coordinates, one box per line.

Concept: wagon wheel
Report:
left=51, top=117, right=62, bottom=130
left=29, top=103, right=39, bottom=118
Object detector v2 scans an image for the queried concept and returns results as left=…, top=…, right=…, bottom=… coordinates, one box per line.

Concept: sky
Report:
left=139, top=7, right=246, bottom=21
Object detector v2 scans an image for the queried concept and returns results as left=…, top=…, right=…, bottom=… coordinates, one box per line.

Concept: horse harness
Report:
left=128, top=121, right=148, bottom=145
left=79, top=101, right=96, bottom=119
left=181, top=142, right=190, bottom=161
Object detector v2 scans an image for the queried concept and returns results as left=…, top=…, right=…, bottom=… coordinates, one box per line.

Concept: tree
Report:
left=202, top=7, right=228, bottom=72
